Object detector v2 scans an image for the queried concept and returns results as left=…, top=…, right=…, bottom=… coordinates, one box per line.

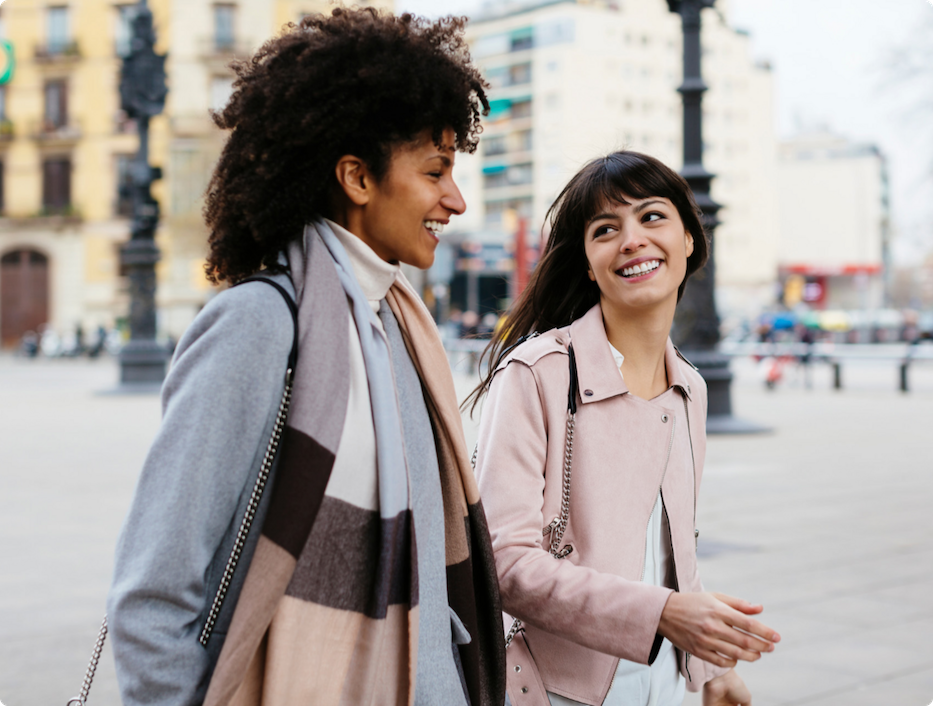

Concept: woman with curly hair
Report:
left=470, top=152, right=779, bottom=706
left=108, top=9, right=505, bottom=706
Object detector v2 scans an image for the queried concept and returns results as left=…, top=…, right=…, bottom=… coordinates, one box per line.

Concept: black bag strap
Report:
left=236, top=276, right=299, bottom=372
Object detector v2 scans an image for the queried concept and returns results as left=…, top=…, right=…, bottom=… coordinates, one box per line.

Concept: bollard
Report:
left=833, top=361, right=842, bottom=390
left=899, top=362, right=909, bottom=393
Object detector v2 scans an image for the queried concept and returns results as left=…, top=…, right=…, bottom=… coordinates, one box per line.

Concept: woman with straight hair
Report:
left=470, top=151, right=779, bottom=706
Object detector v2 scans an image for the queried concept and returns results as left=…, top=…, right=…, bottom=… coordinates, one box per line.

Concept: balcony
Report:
left=34, top=41, right=82, bottom=63
left=31, top=119, right=82, bottom=143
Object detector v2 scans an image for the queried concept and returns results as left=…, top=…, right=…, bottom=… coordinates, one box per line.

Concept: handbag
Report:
left=476, top=341, right=579, bottom=706
left=65, top=276, right=298, bottom=706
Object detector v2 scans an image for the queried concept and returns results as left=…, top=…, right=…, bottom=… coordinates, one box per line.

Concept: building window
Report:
left=115, top=5, right=139, bottom=57
left=510, top=27, right=533, bottom=52
left=47, top=6, right=70, bottom=54
left=115, top=155, right=134, bottom=217
left=483, top=136, right=506, bottom=157
left=484, top=197, right=532, bottom=225
left=44, top=80, right=68, bottom=131
left=214, top=5, right=236, bottom=52
left=42, top=157, right=72, bottom=213
left=509, top=63, right=532, bottom=86
left=515, top=129, right=533, bottom=152
left=511, top=99, right=532, bottom=119
left=483, top=162, right=533, bottom=189
left=210, top=76, right=235, bottom=111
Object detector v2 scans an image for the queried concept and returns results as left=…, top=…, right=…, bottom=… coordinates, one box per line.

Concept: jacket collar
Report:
left=568, top=304, right=693, bottom=404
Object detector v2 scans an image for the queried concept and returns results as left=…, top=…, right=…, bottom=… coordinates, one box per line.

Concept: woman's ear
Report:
left=334, top=156, right=371, bottom=207
left=684, top=230, right=695, bottom=258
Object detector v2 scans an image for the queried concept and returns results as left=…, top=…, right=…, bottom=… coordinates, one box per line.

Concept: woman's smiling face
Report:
left=583, top=195, right=694, bottom=315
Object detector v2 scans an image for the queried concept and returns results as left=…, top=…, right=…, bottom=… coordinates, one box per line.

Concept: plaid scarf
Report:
left=203, top=221, right=505, bottom=705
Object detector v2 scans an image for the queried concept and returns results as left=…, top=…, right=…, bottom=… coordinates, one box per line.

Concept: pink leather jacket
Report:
left=475, top=304, right=728, bottom=704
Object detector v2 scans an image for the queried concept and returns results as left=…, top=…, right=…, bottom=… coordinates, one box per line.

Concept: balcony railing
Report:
left=31, top=119, right=82, bottom=142
left=198, top=36, right=254, bottom=58
left=34, top=41, right=82, bottom=62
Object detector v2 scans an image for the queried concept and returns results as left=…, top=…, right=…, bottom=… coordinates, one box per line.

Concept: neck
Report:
left=600, top=296, right=675, bottom=399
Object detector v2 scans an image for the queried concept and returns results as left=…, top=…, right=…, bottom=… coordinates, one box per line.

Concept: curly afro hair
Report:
left=203, top=8, right=489, bottom=284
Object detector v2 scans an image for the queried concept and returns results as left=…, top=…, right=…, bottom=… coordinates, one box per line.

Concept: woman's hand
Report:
left=703, top=670, right=752, bottom=706
left=657, top=592, right=779, bottom=668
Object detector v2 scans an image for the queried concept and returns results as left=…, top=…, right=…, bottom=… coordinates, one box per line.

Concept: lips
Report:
left=424, top=220, right=445, bottom=235
left=618, top=259, right=661, bottom=278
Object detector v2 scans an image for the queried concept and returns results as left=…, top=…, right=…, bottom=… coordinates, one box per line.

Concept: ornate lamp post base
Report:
left=119, top=237, right=168, bottom=385
left=120, top=339, right=168, bottom=384
left=683, top=351, right=770, bottom=434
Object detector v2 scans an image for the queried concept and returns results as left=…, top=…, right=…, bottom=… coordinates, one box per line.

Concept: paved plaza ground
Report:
left=1, top=352, right=931, bottom=705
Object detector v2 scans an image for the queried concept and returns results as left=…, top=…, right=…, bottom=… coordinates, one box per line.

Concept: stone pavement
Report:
left=1, top=353, right=932, bottom=706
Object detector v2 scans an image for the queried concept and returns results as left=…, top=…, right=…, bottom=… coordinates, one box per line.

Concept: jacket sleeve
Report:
left=681, top=377, right=732, bottom=692
left=106, top=282, right=294, bottom=706
left=475, top=360, right=673, bottom=666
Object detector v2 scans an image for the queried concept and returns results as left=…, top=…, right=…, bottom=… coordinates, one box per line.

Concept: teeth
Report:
left=620, top=260, right=660, bottom=277
left=424, top=220, right=444, bottom=234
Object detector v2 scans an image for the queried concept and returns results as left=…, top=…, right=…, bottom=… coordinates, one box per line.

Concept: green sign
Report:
left=0, top=41, right=15, bottom=85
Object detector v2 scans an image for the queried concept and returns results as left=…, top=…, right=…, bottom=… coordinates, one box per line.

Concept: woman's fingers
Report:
left=692, top=646, right=738, bottom=669
left=712, top=592, right=781, bottom=645
left=712, top=592, right=763, bottom=614
left=658, top=592, right=780, bottom=663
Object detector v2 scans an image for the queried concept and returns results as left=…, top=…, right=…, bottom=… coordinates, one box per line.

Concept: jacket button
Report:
left=521, top=687, right=529, bottom=694
left=514, top=665, right=522, bottom=672
left=584, top=389, right=593, bottom=396
left=661, top=414, right=669, bottom=423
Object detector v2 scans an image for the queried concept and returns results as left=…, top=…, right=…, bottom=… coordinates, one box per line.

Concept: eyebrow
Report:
left=586, top=212, right=618, bottom=226
left=427, top=155, right=452, bottom=167
left=633, top=199, right=667, bottom=213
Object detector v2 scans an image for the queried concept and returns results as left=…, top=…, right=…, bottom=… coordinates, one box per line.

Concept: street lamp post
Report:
left=666, top=0, right=766, bottom=433
left=118, top=0, right=168, bottom=384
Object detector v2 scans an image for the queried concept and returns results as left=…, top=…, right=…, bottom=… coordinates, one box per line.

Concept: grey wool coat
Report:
left=108, top=271, right=298, bottom=705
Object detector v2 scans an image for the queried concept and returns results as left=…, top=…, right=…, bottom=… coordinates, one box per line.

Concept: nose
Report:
left=442, top=176, right=467, bottom=216
left=618, top=223, right=648, bottom=253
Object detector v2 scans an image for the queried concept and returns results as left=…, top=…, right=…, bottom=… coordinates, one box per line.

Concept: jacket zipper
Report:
left=640, top=414, right=676, bottom=582
left=682, top=393, right=696, bottom=683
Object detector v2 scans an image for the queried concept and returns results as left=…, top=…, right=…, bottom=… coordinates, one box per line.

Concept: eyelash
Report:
left=592, top=212, right=665, bottom=237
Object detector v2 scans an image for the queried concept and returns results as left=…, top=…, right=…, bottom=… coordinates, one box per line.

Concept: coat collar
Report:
left=568, top=304, right=693, bottom=404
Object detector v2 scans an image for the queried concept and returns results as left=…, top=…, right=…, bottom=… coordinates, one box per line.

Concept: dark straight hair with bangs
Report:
left=465, top=150, right=709, bottom=413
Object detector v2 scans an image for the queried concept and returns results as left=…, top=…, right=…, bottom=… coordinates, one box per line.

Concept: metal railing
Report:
left=720, top=340, right=933, bottom=392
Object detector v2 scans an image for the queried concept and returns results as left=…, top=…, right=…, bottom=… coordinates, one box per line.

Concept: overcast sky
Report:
left=396, top=0, right=933, bottom=263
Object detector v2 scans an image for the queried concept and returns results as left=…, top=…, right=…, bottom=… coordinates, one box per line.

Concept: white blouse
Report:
left=546, top=344, right=685, bottom=706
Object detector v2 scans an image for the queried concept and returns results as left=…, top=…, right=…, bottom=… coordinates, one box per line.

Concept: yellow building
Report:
left=0, top=0, right=391, bottom=348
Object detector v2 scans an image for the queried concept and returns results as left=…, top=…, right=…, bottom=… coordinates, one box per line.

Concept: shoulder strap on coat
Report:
left=235, top=276, right=299, bottom=373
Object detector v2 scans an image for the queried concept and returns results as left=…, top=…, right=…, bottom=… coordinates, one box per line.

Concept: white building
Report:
left=445, top=0, right=779, bottom=319
left=776, top=130, right=889, bottom=310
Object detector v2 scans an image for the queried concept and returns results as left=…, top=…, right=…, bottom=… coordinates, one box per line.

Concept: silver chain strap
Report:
left=198, top=368, right=294, bottom=646
left=64, top=370, right=294, bottom=705
left=65, top=616, right=108, bottom=706
left=505, top=407, right=576, bottom=648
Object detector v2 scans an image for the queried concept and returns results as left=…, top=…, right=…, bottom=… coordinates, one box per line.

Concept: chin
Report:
left=402, top=252, right=436, bottom=270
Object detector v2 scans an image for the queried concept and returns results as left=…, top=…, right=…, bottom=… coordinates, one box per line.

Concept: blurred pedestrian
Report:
left=19, top=330, right=39, bottom=358
left=107, top=10, right=504, bottom=706
left=468, top=151, right=779, bottom=706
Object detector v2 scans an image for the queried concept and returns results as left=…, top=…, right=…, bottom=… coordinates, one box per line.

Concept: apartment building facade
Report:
left=776, top=130, right=889, bottom=311
left=445, top=0, right=779, bottom=319
left=0, top=0, right=392, bottom=348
